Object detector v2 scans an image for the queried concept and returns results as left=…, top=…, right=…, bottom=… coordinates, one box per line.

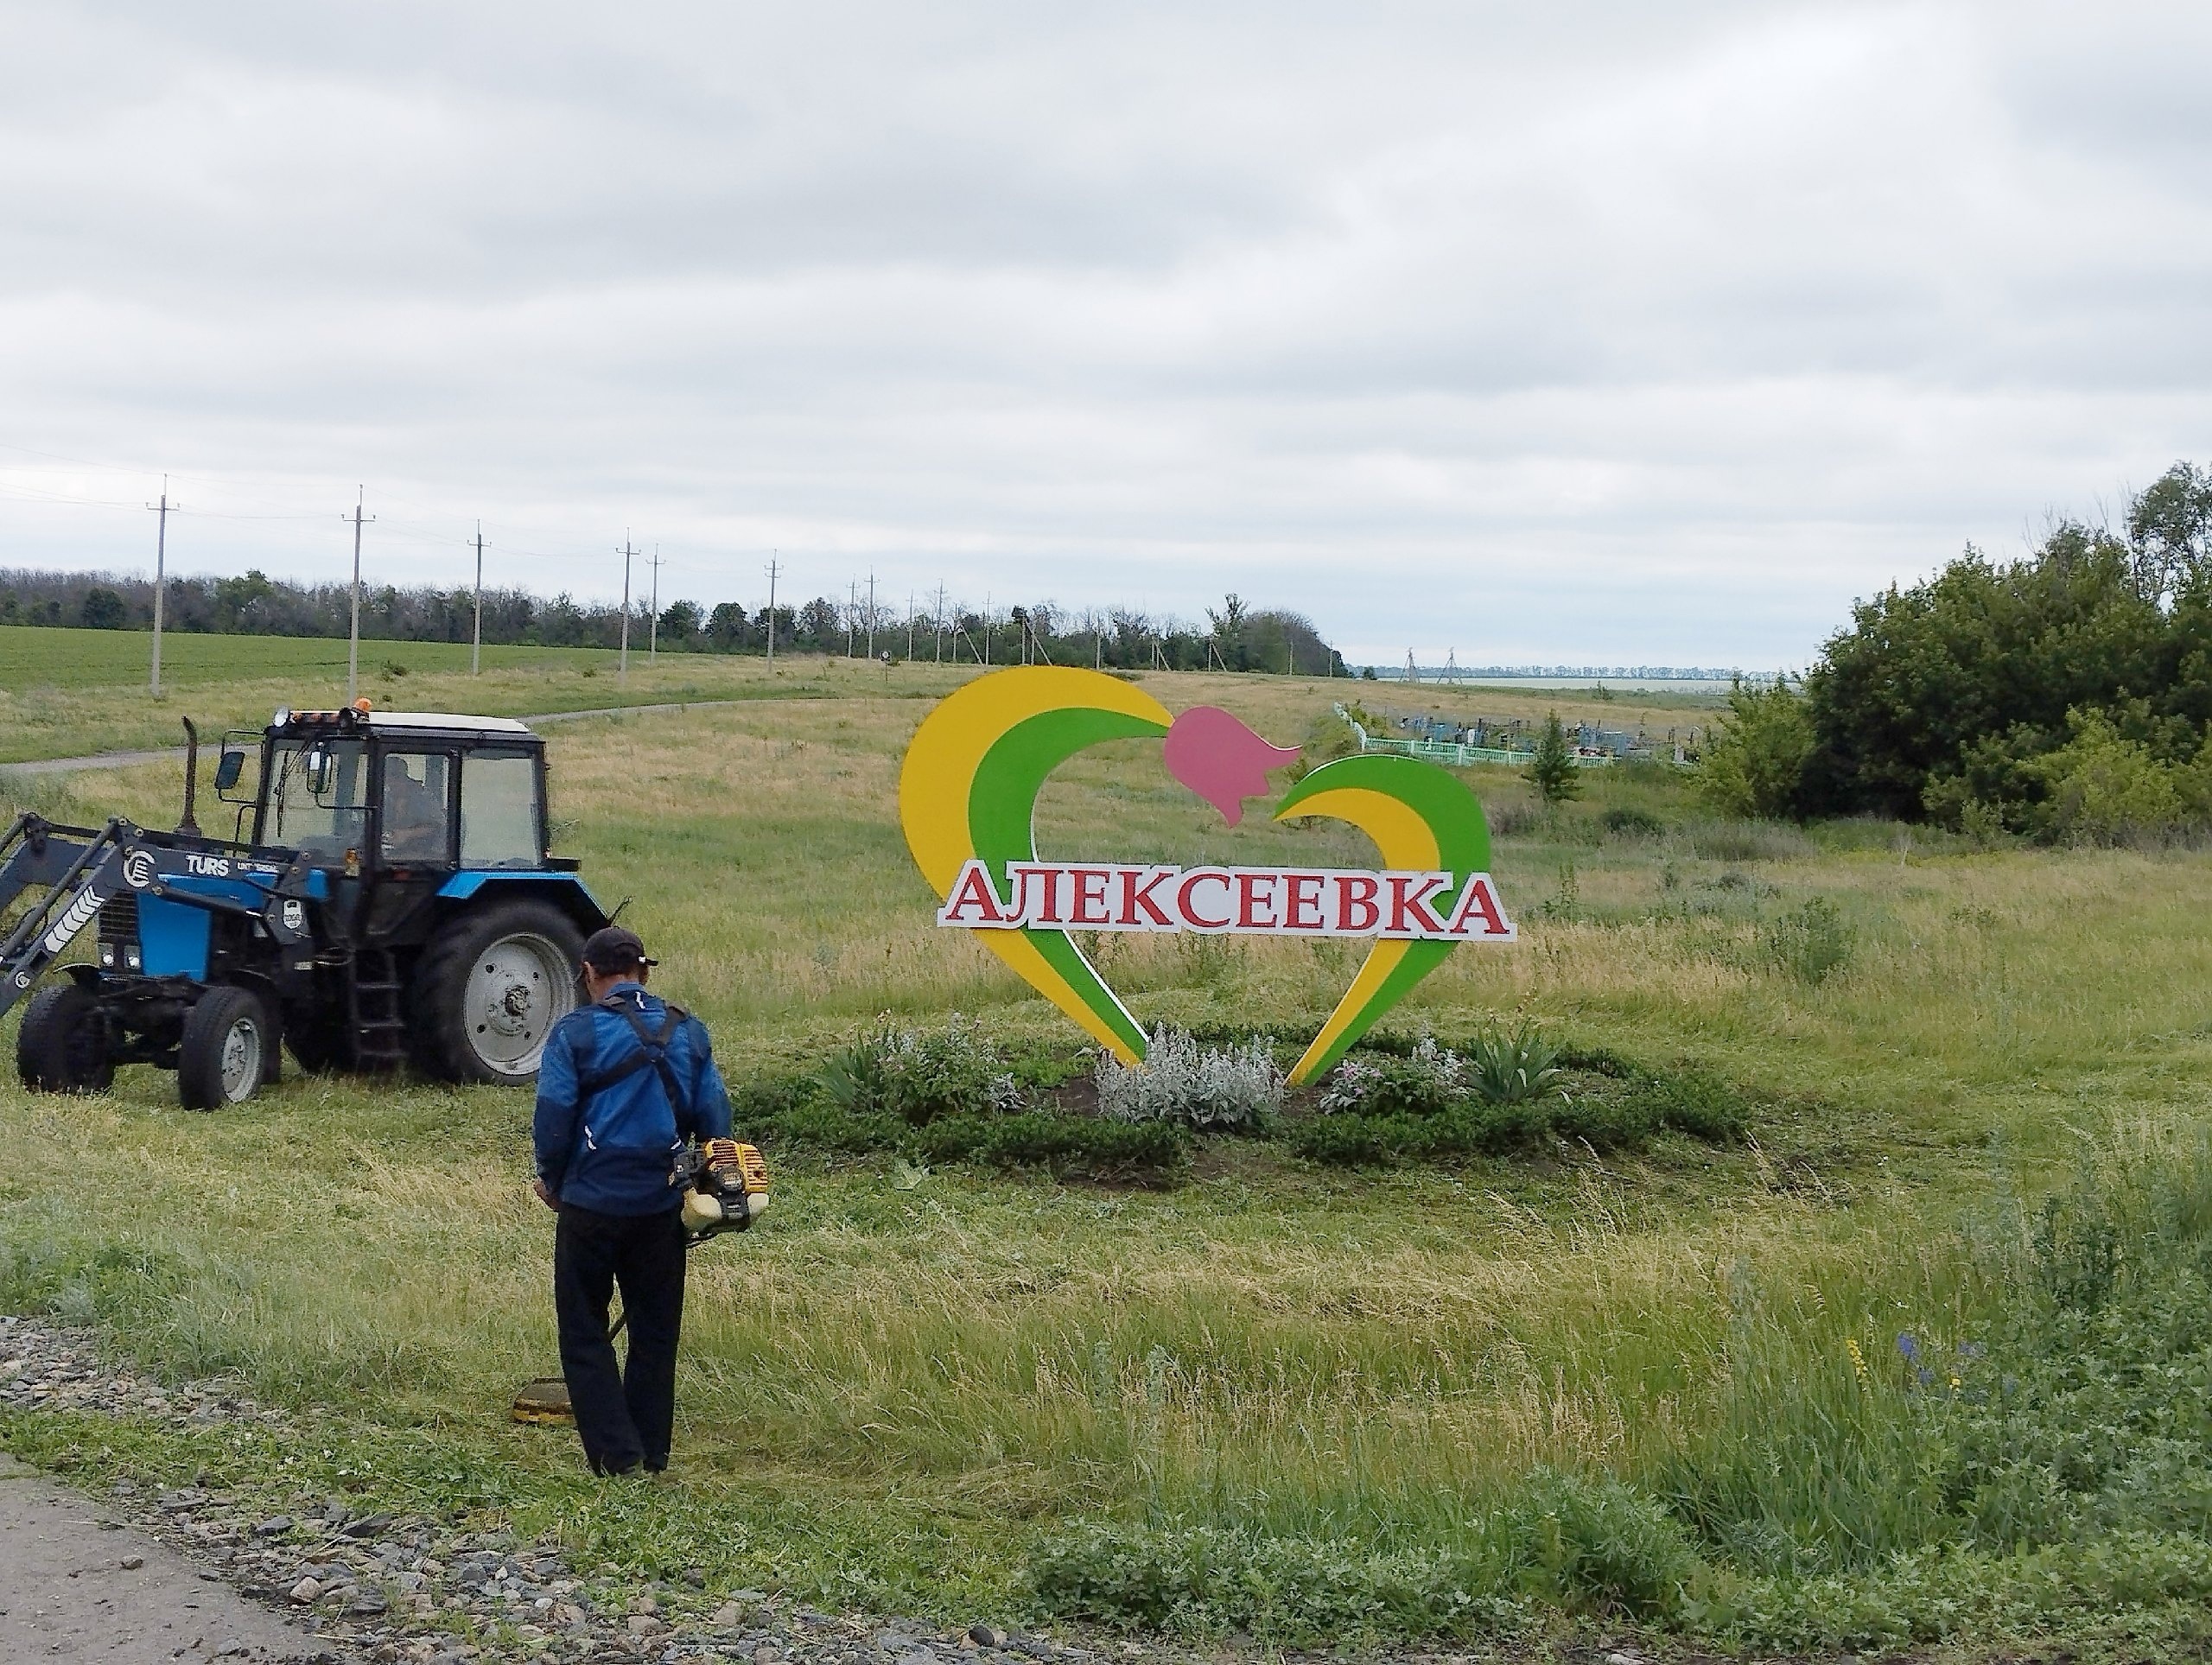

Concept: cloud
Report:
left=2, top=1, right=2209, bottom=664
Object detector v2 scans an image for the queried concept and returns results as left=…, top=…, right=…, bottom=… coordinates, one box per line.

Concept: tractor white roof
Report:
left=366, top=711, right=533, bottom=734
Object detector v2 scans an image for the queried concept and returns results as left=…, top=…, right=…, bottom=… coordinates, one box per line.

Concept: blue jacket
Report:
left=533, top=982, right=733, bottom=1216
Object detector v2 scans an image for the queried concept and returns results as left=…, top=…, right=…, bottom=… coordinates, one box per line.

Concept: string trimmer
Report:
left=512, top=1140, right=769, bottom=1426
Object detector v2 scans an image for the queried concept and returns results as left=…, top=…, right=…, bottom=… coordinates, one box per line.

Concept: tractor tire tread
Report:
left=408, top=899, right=585, bottom=1086
left=177, top=985, right=273, bottom=1112
left=15, top=983, right=114, bottom=1095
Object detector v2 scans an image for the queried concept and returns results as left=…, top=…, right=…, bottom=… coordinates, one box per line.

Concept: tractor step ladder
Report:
left=346, top=947, right=410, bottom=1071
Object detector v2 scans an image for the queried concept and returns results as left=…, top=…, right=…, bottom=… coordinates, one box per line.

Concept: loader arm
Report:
left=0, top=818, right=313, bottom=1020
left=0, top=815, right=101, bottom=924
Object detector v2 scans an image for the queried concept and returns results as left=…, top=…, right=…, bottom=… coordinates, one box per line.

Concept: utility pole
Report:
left=906, top=590, right=914, bottom=662
left=866, top=572, right=877, bottom=660
left=344, top=488, right=374, bottom=704
left=764, top=555, right=780, bottom=669
left=846, top=581, right=856, bottom=658
left=645, top=545, right=667, bottom=662
left=144, top=478, right=178, bottom=696
left=470, top=521, right=485, bottom=675
left=983, top=594, right=992, bottom=666
left=618, top=535, right=636, bottom=684
left=934, top=584, right=947, bottom=663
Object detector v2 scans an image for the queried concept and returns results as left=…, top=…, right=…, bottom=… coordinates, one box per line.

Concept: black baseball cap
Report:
left=582, top=926, right=658, bottom=972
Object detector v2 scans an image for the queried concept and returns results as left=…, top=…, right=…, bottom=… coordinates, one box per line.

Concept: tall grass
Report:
left=4, top=677, right=2212, bottom=1646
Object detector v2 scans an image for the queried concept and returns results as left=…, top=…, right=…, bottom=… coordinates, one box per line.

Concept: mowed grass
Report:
left=3, top=667, right=2212, bottom=1649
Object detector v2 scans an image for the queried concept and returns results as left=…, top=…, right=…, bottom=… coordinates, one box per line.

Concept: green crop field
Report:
left=0, top=623, right=626, bottom=690
left=3, top=663, right=2210, bottom=1660
left=0, top=622, right=1719, bottom=766
left=0, top=623, right=871, bottom=764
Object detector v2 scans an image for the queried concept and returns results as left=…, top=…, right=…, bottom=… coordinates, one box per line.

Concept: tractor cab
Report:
left=219, top=704, right=564, bottom=880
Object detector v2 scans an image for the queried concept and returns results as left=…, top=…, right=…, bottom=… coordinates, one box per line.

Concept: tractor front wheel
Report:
left=410, top=900, right=584, bottom=1085
left=16, top=983, right=116, bottom=1095
left=178, top=985, right=274, bottom=1111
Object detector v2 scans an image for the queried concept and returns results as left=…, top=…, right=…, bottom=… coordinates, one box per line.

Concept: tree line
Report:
left=1698, top=460, right=2212, bottom=843
left=0, top=567, right=1347, bottom=677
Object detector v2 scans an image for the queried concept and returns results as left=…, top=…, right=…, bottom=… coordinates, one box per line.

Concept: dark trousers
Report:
left=553, top=1203, right=686, bottom=1474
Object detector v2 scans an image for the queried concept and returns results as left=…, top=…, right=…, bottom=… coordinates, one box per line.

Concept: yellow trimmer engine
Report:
left=678, top=1139, right=769, bottom=1240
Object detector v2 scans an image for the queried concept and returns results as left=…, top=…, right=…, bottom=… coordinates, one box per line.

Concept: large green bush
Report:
left=1687, top=462, right=2212, bottom=831
left=1694, top=678, right=1814, bottom=820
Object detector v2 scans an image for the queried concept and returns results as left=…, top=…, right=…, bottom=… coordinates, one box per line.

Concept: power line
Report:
left=764, top=555, right=781, bottom=670
left=471, top=522, right=485, bottom=676
left=618, top=535, right=638, bottom=684
left=145, top=478, right=179, bottom=697
left=344, top=489, right=374, bottom=703
left=645, top=544, right=668, bottom=662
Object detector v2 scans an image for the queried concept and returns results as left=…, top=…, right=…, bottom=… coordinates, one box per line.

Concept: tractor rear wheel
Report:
left=409, top=899, right=584, bottom=1085
left=178, top=985, right=273, bottom=1111
left=16, top=983, right=115, bottom=1094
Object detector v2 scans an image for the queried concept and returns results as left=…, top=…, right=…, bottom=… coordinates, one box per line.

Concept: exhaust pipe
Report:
left=178, top=717, right=201, bottom=836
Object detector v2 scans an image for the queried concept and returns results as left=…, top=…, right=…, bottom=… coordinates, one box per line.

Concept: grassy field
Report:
left=0, top=622, right=1724, bottom=766
left=3, top=661, right=2211, bottom=1658
left=0, top=624, right=893, bottom=764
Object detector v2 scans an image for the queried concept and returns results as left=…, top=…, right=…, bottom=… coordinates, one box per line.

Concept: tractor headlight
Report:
left=124, top=944, right=143, bottom=971
left=97, top=943, right=115, bottom=968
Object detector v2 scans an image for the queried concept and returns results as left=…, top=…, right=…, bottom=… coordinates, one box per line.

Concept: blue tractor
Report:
left=0, top=704, right=610, bottom=1108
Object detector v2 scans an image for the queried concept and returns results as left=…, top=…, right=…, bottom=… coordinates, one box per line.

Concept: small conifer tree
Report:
left=1528, top=711, right=1580, bottom=805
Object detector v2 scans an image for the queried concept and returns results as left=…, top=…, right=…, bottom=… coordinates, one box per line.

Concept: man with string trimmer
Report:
left=531, top=926, right=763, bottom=1476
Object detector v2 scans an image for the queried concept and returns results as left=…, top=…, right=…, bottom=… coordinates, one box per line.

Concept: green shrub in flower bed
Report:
left=1279, top=1029, right=1747, bottom=1166
left=741, top=1096, right=1188, bottom=1184
left=732, top=1017, right=1747, bottom=1183
left=728, top=1020, right=1191, bottom=1183
left=911, top=1113, right=1188, bottom=1181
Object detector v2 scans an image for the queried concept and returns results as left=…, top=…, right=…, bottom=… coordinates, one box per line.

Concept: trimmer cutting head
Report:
left=512, top=1376, right=574, bottom=1426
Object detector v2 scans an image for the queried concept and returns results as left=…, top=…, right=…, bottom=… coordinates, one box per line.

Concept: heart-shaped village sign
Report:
left=898, top=666, right=1516, bottom=1085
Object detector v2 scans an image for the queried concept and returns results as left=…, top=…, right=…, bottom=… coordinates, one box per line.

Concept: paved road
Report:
left=0, top=1452, right=327, bottom=1662
left=0, top=696, right=770, bottom=776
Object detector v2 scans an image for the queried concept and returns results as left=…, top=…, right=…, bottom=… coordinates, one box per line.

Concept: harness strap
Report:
left=551, top=994, right=701, bottom=1196
left=573, top=994, right=694, bottom=1129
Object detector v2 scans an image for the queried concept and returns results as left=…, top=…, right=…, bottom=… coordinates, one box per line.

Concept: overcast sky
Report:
left=3, top=2, right=2208, bottom=666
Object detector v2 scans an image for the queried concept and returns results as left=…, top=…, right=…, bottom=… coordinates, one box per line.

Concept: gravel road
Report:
left=0, top=1315, right=1255, bottom=1665
left=0, top=1447, right=323, bottom=1662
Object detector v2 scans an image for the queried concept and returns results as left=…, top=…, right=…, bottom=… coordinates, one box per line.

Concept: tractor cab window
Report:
left=460, top=752, right=543, bottom=868
left=267, top=738, right=369, bottom=856
left=380, top=750, right=455, bottom=865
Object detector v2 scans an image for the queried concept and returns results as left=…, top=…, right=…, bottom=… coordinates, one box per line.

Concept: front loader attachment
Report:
left=0, top=814, right=102, bottom=932
left=0, top=817, right=124, bottom=1016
